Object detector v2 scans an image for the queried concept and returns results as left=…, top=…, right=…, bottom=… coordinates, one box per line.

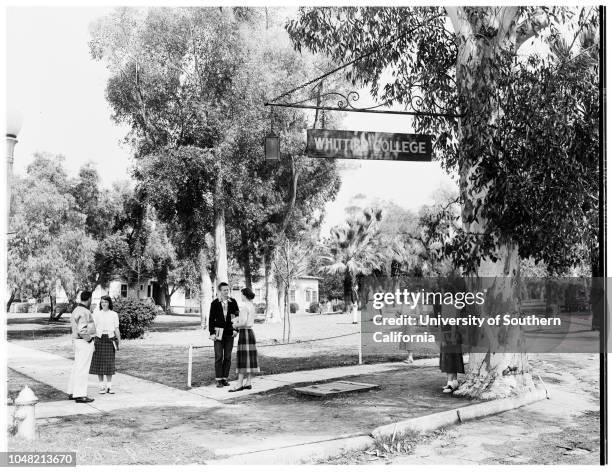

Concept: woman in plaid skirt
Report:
left=89, top=296, right=120, bottom=394
left=229, top=287, right=259, bottom=392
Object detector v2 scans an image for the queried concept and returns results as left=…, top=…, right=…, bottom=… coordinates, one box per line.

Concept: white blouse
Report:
left=93, top=309, right=120, bottom=337
left=236, top=302, right=255, bottom=329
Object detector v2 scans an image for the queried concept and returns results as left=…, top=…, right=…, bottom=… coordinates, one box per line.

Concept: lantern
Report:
left=265, top=133, right=280, bottom=161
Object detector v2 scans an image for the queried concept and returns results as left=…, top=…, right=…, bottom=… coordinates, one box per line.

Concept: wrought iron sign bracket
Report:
left=265, top=15, right=464, bottom=120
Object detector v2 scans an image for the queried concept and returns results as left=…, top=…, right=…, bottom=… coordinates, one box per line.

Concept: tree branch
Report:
left=445, top=7, right=472, bottom=38
left=515, top=10, right=550, bottom=50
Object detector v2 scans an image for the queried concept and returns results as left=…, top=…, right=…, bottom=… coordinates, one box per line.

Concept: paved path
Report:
left=7, top=342, right=439, bottom=417
left=7, top=343, right=224, bottom=418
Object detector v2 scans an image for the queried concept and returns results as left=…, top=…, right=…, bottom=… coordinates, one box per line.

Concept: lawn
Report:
left=12, top=341, right=434, bottom=390
left=8, top=311, right=438, bottom=389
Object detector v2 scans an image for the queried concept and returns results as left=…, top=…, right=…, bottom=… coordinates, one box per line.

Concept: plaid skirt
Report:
left=236, top=328, right=259, bottom=374
left=89, top=334, right=116, bottom=375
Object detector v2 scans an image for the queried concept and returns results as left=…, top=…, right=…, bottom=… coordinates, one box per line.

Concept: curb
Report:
left=208, top=387, right=548, bottom=464
left=206, top=435, right=374, bottom=465
left=371, top=387, right=548, bottom=438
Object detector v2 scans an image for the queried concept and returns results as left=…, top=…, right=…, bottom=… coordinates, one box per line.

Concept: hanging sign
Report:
left=306, top=129, right=432, bottom=161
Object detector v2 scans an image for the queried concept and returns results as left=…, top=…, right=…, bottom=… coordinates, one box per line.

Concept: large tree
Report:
left=7, top=154, right=97, bottom=317
left=91, top=7, right=341, bottom=324
left=287, top=6, right=599, bottom=398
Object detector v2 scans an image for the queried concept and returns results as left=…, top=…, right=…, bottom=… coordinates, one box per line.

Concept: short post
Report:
left=187, top=345, right=193, bottom=388
left=358, top=309, right=363, bottom=365
left=13, top=385, right=38, bottom=440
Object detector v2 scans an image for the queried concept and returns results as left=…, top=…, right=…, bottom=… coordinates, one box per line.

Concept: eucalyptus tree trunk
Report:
left=6, top=289, right=16, bottom=312
left=446, top=7, right=546, bottom=399
left=240, top=228, right=253, bottom=289
left=199, top=248, right=213, bottom=327
left=214, top=208, right=229, bottom=287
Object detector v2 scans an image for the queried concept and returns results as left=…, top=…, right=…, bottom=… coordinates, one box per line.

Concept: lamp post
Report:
left=6, top=107, right=23, bottom=204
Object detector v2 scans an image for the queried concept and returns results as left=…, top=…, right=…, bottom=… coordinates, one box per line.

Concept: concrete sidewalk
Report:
left=7, top=343, right=224, bottom=418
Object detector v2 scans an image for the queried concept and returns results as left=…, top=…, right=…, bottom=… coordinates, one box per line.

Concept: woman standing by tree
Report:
left=229, top=287, right=259, bottom=392
left=90, top=295, right=120, bottom=394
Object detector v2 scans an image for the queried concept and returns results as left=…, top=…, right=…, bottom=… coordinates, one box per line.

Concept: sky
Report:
left=6, top=6, right=457, bottom=233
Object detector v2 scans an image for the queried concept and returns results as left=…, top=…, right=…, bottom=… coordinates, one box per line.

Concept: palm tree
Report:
left=319, top=209, right=385, bottom=318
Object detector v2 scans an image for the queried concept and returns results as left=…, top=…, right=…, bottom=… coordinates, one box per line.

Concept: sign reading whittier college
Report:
left=306, top=129, right=432, bottom=161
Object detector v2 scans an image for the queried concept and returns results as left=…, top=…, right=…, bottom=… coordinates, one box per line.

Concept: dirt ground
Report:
left=8, top=364, right=476, bottom=465
left=6, top=353, right=601, bottom=465
left=322, top=353, right=601, bottom=465
left=8, top=409, right=217, bottom=464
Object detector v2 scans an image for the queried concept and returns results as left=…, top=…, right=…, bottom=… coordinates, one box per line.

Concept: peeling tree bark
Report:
left=214, top=207, right=229, bottom=287
left=445, top=6, right=544, bottom=399
left=199, top=247, right=213, bottom=327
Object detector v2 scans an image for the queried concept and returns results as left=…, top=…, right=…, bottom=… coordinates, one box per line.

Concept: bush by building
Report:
left=332, top=301, right=346, bottom=313
left=289, top=302, right=299, bottom=313
left=308, top=301, right=320, bottom=313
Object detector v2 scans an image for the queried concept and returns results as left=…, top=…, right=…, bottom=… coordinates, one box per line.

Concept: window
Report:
left=289, top=290, right=296, bottom=302
left=305, top=290, right=311, bottom=303
left=120, top=284, right=128, bottom=298
left=147, top=285, right=152, bottom=297
left=313, top=291, right=318, bottom=303
left=140, top=284, right=144, bottom=291
left=185, top=288, right=191, bottom=300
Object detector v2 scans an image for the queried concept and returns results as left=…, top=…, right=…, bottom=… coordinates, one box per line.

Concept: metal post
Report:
left=358, top=309, right=363, bottom=365
left=187, top=345, right=193, bottom=388
left=6, top=135, right=17, bottom=209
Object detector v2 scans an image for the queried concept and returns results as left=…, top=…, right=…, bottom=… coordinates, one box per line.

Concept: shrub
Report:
left=55, top=302, right=69, bottom=314
left=289, top=302, right=299, bottom=313
left=332, top=301, right=346, bottom=313
left=114, top=298, right=157, bottom=339
left=308, top=302, right=320, bottom=313
left=37, top=302, right=52, bottom=313
left=13, top=303, right=31, bottom=313
left=255, top=302, right=266, bottom=314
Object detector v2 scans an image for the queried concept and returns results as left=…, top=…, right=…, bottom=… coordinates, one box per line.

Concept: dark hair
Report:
left=241, top=287, right=256, bottom=301
left=80, top=291, right=92, bottom=302
left=99, top=295, right=113, bottom=311
left=217, top=282, right=229, bottom=290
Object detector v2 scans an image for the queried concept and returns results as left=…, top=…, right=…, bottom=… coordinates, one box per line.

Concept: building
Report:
left=89, top=275, right=320, bottom=315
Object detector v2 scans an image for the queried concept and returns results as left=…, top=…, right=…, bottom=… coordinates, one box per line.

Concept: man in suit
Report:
left=209, top=282, right=239, bottom=387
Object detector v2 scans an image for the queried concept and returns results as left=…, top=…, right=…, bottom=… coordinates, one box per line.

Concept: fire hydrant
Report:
left=12, top=385, right=39, bottom=440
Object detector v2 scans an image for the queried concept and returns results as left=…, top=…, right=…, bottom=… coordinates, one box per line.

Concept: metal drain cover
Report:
left=294, top=380, right=379, bottom=397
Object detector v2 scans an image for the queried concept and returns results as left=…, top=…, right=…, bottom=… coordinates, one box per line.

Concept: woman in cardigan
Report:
left=90, top=295, right=120, bottom=394
left=229, top=287, right=260, bottom=392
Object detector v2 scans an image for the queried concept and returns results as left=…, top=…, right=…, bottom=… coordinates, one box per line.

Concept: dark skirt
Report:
left=439, top=345, right=465, bottom=374
left=89, top=334, right=116, bottom=375
left=236, top=328, right=259, bottom=374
